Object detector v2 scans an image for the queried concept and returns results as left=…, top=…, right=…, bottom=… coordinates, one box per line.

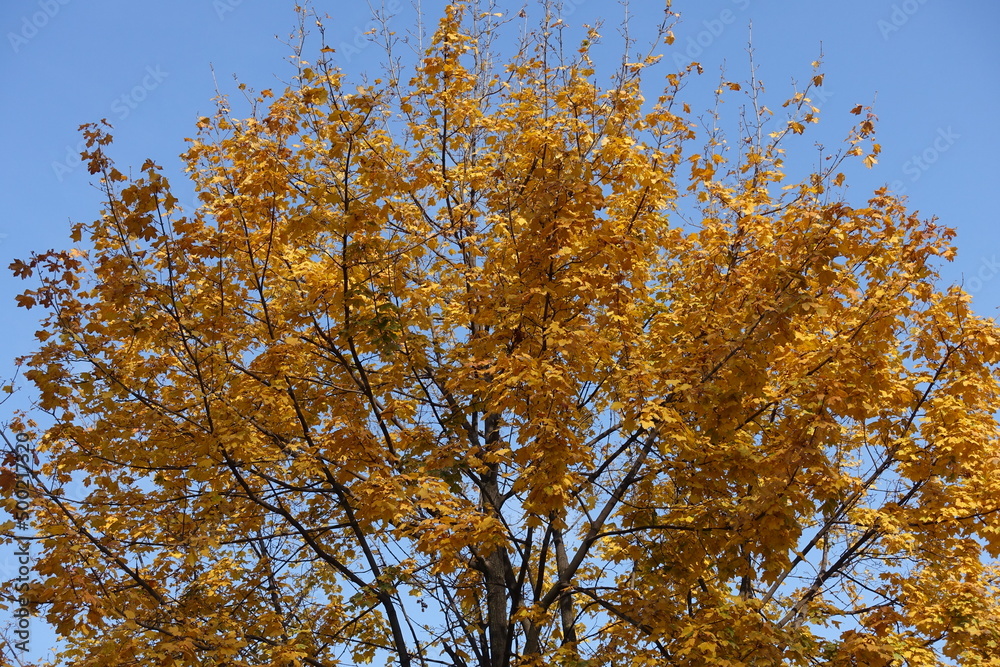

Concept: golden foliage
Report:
left=4, top=3, right=1000, bottom=666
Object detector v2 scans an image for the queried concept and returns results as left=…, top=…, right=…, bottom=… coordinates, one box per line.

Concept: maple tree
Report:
left=4, top=2, right=1000, bottom=666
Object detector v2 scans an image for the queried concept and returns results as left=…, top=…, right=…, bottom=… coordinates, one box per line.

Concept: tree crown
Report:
left=4, top=3, right=1000, bottom=666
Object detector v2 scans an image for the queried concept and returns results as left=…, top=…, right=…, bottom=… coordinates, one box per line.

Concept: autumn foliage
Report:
left=4, top=3, right=1000, bottom=666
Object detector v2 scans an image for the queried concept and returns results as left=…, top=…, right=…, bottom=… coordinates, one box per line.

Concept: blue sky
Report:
left=0, top=0, right=997, bottom=662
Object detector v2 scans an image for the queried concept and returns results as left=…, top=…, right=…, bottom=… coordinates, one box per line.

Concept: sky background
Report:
left=0, top=0, right=997, bottom=662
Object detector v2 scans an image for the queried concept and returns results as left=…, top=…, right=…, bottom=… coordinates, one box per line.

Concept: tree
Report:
left=4, top=3, right=1000, bottom=665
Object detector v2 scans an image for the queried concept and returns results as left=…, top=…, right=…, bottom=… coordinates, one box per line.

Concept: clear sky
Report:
left=0, top=0, right=998, bottom=662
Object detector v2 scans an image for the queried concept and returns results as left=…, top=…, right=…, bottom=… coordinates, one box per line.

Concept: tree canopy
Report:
left=4, top=3, right=1000, bottom=666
